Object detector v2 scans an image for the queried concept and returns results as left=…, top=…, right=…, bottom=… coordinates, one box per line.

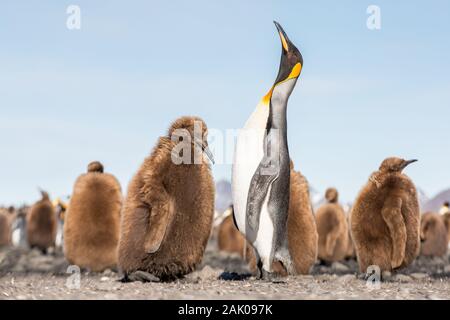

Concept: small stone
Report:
left=337, top=274, right=356, bottom=283
left=331, top=262, right=349, bottom=272
left=100, top=277, right=109, bottom=282
left=188, top=265, right=221, bottom=281
left=410, top=273, right=428, bottom=280
left=391, top=274, right=412, bottom=283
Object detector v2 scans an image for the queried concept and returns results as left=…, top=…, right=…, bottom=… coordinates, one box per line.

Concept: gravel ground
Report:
left=0, top=245, right=449, bottom=300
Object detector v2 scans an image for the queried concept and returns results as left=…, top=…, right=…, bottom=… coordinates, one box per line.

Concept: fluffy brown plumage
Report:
left=287, top=162, right=318, bottom=274
left=316, top=188, right=348, bottom=262
left=64, top=161, right=122, bottom=272
left=27, top=191, right=57, bottom=252
left=118, top=116, right=215, bottom=281
left=420, top=212, right=448, bottom=257
left=218, top=162, right=317, bottom=276
left=0, top=208, right=14, bottom=246
left=443, top=212, right=450, bottom=245
left=344, top=210, right=356, bottom=259
left=351, top=157, right=420, bottom=273
left=217, top=209, right=257, bottom=269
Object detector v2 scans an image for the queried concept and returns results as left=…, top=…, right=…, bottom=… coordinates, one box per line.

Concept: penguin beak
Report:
left=274, top=21, right=292, bottom=54
left=402, top=159, right=418, bottom=169
left=195, top=139, right=215, bottom=164
left=273, top=21, right=303, bottom=85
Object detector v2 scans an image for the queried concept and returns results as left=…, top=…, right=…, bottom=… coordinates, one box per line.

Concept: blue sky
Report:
left=0, top=0, right=449, bottom=205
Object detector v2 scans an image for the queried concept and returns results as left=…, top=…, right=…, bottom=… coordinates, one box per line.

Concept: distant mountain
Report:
left=215, top=180, right=232, bottom=213
left=422, top=188, right=450, bottom=213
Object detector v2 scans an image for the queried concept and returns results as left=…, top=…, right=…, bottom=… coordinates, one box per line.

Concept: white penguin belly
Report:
left=254, top=184, right=274, bottom=270
left=232, top=103, right=270, bottom=238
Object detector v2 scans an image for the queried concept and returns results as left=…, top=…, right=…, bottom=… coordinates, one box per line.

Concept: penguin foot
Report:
left=127, top=271, right=160, bottom=283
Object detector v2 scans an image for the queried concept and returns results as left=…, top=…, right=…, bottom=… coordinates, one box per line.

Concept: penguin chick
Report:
left=27, top=190, right=57, bottom=253
left=217, top=209, right=257, bottom=271
left=351, top=157, right=420, bottom=273
left=64, top=161, right=122, bottom=272
left=420, top=212, right=448, bottom=257
left=443, top=212, right=450, bottom=245
left=118, top=116, right=215, bottom=281
left=344, top=209, right=356, bottom=259
left=316, top=188, right=348, bottom=263
left=0, top=209, right=14, bottom=246
left=287, top=162, right=318, bottom=274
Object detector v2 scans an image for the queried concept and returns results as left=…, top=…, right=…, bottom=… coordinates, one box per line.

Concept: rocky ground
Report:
left=0, top=245, right=449, bottom=300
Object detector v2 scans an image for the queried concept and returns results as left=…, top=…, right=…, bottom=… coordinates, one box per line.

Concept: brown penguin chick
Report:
left=351, top=157, right=420, bottom=273
left=315, top=188, right=348, bottom=263
left=443, top=212, right=450, bottom=244
left=0, top=208, right=15, bottom=246
left=217, top=207, right=258, bottom=272
left=420, top=212, right=448, bottom=257
left=218, top=208, right=247, bottom=256
left=344, top=210, right=356, bottom=259
left=27, top=190, right=57, bottom=253
left=287, top=162, right=318, bottom=274
left=64, top=161, right=122, bottom=272
left=118, top=116, right=215, bottom=281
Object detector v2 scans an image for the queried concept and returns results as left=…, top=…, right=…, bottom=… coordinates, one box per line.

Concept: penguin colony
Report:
left=1, top=22, right=449, bottom=283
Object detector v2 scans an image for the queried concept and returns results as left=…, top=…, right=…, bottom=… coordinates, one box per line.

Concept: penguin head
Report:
left=273, top=21, right=303, bottom=85
left=87, top=161, right=104, bottom=173
left=263, top=22, right=303, bottom=105
left=379, top=157, right=418, bottom=173
left=168, top=116, right=215, bottom=164
left=38, top=188, right=50, bottom=201
left=325, top=188, right=339, bottom=203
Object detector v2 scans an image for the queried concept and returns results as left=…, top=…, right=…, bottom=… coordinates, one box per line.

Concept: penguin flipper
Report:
left=142, top=197, right=175, bottom=254
left=246, top=163, right=279, bottom=234
left=381, top=196, right=406, bottom=269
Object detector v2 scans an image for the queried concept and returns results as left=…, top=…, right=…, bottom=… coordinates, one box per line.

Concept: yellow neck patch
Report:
left=288, top=63, right=302, bottom=80
left=262, top=87, right=273, bottom=105
left=261, top=62, right=302, bottom=106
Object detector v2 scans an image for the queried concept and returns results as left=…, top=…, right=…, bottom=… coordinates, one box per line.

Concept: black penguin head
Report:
left=88, top=161, right=104, bottom=173
left=379, top=157, right=418, bottom=173
left=262, top=22, right=303, bottom=105
left=273, top=21, right=303, bottom=86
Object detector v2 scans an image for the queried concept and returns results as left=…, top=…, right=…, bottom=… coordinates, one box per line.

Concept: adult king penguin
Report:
left=232, top=21, right=303, bottom=278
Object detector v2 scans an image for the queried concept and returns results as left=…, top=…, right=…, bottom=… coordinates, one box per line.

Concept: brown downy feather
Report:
left=0, top=209, right=14, bottom=246
left=351, top=157, right=420, bottom=273
left=118, top=116, right=215, bottom=281
left=27, top=190, right=57, bottom=252
left=344, top=209, right=356, bottom=259
left=420, top=212, right=448, bottom=257
left=316, top=188, right=348, bottom=262
left=64, top=161, right=122, bottom=272
left=443, top=212, right=450, bottom=245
